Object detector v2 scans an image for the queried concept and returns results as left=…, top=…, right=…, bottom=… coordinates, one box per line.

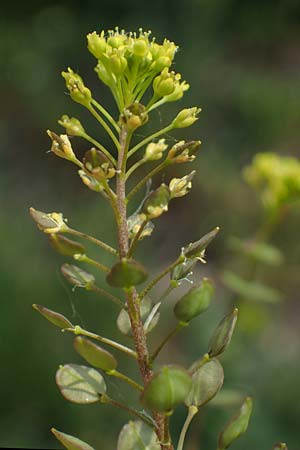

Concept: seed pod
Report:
left=51, top=428, right=95, bottom=450
left=30, top=208, right=68, bottom=234
left=174, top=278, right=213, bottom=323
left=83, top=148, right=115, bottom=179
left=61, top=263, right=95, bottom=290
left=142, top=184, right=170, bottom=219
left=120, top=103, right=148, bottom=131
left=141, top=365, right=192, bottom=412
left=208, top=308, right=238, bottom=357
left=273, top=444, right=288, bottom=450
left=183, top=227, right=220, bottom=260
left=33, top=304, right=73, bottom=329
left=49, top=234, right=85, bottom=257
left=171, top=258, right=196, bottom=284
left=218, top=397, right=253, bottom=449
left=117, top=421, right=160, bottom=450
left=74, top=336, right=117, bottom=372
left=106, top=258, right=148, bottom=288
left=185, top=358, right=224, bottom=407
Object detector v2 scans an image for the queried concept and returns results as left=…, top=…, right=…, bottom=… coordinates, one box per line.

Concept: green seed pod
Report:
left=218, top=397, right=253, bottom=450
left=273, top=444, right=288, bottom=450
left=61, top=68, right=92, bottom=107
left=117, top=421, right=160, bottom=450
left=51, top=427, right=95, bottom=450
left=106, top=258, right=148, bottom=288
left=185, top=358, right=224, bottom=407
left=142, top=184, right=170, bottom=219
left=183, top=227, right=220, bottom=260
left=174, top=278, right=213, bottom=323
left=120, top=103, right=148, bottom=131
left=83, top=148, right=115, bottom=179
left=141, top=365, right=192, bottom=412
left=74, top=336, right=117, bottom=372
left=171, top=258, right=196, bottom=284
left=32, top=304, right=73, bottom=329
left=49, top=234, right=85, bottom=257
left=61, top=263, right=95, bottom=290
left=167, top=140, right=201, bottom=164
left=208, top=308, right=238, bottom=357
left=58, top=115, right=86, bottom=137
left=30, top=207, right=68, bottom=234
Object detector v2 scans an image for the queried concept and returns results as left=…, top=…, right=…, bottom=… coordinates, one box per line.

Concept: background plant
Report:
left=29, top=28, right=288, bottom=450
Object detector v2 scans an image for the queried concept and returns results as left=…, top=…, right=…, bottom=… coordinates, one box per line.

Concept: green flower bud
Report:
left=174, top=278, right=214, bottom=323
left=141, top=365, right=192, bottom=412
left=83, top=148, right=115, bottom=179
left=109, top=53, right=128, bottom=76
left=78, top=170, right=104, bottom=192
left=49, top=234, right=85, bottom=257
left=172, top=107, right=201, bottom=129
left=144, top=139, right=168, bottom=161
left=58, top=115, right=85, bottom=137
left=74, top=336, right=117, bottom=372
left=87, top=31, right=107, bottom=58
left=150, top=56, right=172, bottom=71
left=208, top=308, right=238, bottom=357
left=142, top=184, right=170, bottom=219
left=32, top=304, right=73, bottom=329
left=133, top=39, right=148, bottom=57
left=106, top=258, right=148, bottom=288
left=273, top=444, right=288, bottom=450
left=183, top=227, right=220, bottom=260
left=51, top=428, right=95, bottom=450
left=62, top=68, right=92, bottom=107
left=169, top=171, right=195, bottom=199
left=153, top=68, right=176, bottom=97
left=61, top=263, right=95, bottom=290
left=30, top=207, right=69, bottom=234
left=218, top=397, right=253, bottom=450
left=47, top=130, right=77, bottom=162
left=167, top=140, right=201, bottom=164
left=120, top=103, right=149, bottom=131
left=165, top=80, right=189, bottom=102
left=185, top=357, right=224, bottom=407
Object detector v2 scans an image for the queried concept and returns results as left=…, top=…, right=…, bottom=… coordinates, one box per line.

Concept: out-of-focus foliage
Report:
left=1, top=1, right=300, bottom=449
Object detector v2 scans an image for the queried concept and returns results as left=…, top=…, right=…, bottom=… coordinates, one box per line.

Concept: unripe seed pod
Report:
left=33, top=304, right=73, bottom=329
left=218, top=397, right=253, bottom=449
left=174, top=278, right=213, bottom=323
left=49, top=234, right=85, bottom=257
left=208, top=308, right=238, bottom=357
left=183, top=227, right=220, bottom=259
left=106, top=258, right=148, bottom=288
left=171, top=258, right=196, bottom=284
left=83, top=148, right=115, bottom=179
left=51, top=428, right=95, bottom=450
left=61, top=263, right=95, bottom=290
left=142, top=184, right=170, bottom=219
left=141, top=365, right=192, bottom=412
left=74, top=336, right=117, bottom=372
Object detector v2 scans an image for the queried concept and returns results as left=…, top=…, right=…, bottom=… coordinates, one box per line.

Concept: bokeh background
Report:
left=1, top=1, right=300, bottom=449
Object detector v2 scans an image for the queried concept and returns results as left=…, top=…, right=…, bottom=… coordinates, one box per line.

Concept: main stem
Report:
left=116, top=124, right=173, bottom=450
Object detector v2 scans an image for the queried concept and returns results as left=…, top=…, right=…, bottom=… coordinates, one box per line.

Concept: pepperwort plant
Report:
left=30, top=28, right=287, bottom=450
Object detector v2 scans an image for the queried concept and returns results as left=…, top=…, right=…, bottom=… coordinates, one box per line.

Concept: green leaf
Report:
left=56, top=364, right=106, bottom=404
left=141, top=365, right=192, bottom=412
left=117, top=420, right=160, bottom=450
left=73, top=337, right=117, bottom=371
left=208, top=308, right=238, bottom=357
left=218, top=397, right=253, bottom=449
left=185, top=358, right=224, bottom=407
left=61, top=264, right=95, bottom=289
left=51, top=428, right=95, bottom=450
left=32, top=304, right=73, bottom=329
left=174, top=278, right=213, bottom=323
left=222, top=271, right=281, bottom=303
left=228, top=237, right=283, bottom=266
left=107, top=258, right=148, bottom=288
left=49, top=234, right=85, bottom=257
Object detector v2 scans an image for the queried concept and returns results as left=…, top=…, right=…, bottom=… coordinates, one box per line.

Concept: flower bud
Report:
left=49, top=234, right=85, bottom=257
left=83, top=148, right=115, bottom=179
left=87, top=31, right=107, bottom=58
left=153, top=68, right=176, bottom=97
left=58, top=115, right=85, bottom=137
left=51, top=428, right=95, bottom=450
left=47, top=130, right=77, bottom=162
left=218, top=397, right=253, bottom=450
left=133, top=39, right=148, bottom=57
left=144, top=139, right=168, bottom=161
left=120, top=103, right=148, bottom=131
left=32, top=304, right=73, bottom=329
left=142, top=184, right=170, bottom=219
left=61, top=263, right=95, bottom=290
left=165, top=80, right=189, bottom=102
left=172, top=107, right=201, bottom=129
left=106, top=258, right=148, bottom=288
left=150, top=56, right=172, bottom=71
left=167, top=140, right=201, bottom=164
left=185, top=358, right=224, bottom=407
left=183, top=227, right=220, bottom=260
left=169, top=171, right=195, bottom=199
left=109, top=53, right=128, bottom=76
left=174, top=278, right=213, bottom=323
left=30, top=207, right=69, bottom=234
left=141, top=365, right=192, bottom=412
left=208, top=308, right=238, bottom=357
left=62, top=68, right=92, bottom=107
left=74, top=336, right=117, bottom=372
left=78, top=170, right=104, bottom=192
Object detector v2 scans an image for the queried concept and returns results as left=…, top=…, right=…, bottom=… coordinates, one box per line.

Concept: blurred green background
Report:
left=1, top=1, right=300, bottom=449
